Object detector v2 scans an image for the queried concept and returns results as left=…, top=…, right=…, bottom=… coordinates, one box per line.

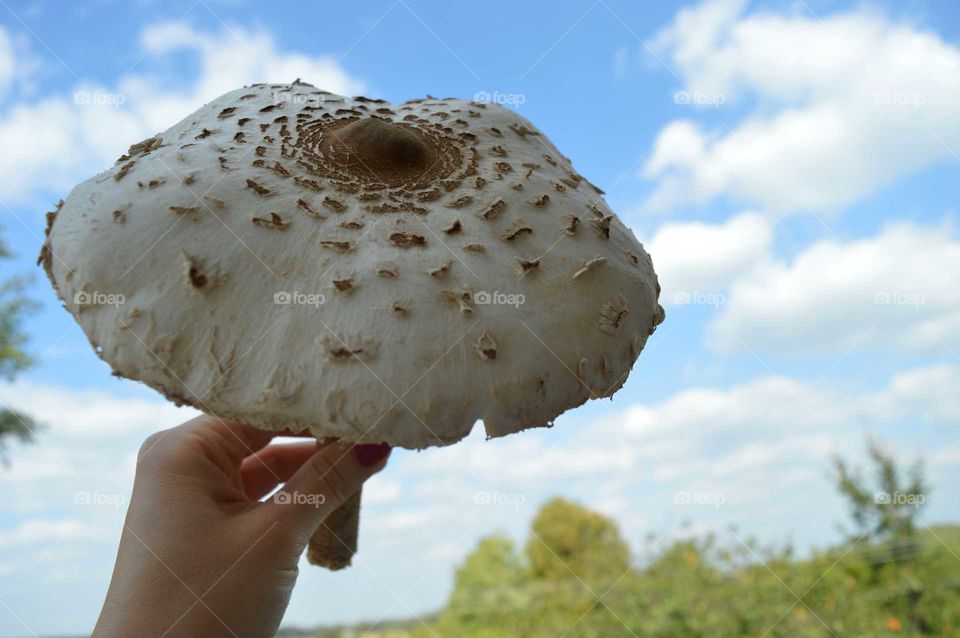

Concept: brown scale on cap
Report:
left=319, top=239, right=352, bottom=252
left=446, top=195, right=473, bottom=209
left=590, top=215, right=613, bottom=239
left=322, top=197, right=347, bottom=212
left=332, top=277, right=355, bottom=293
left=517, top=258, right=540, bottom=276
left=598, top=295, right=629, bottom=335
left=115, top=161, right=135, bottom=181
left=474, top=332, right=498, bottom=361
left=481, top=199, right=506, bottom=220
left=296, top=198, right=324, bottom=219
left=442, top=289, right=473, bottom=315
left=376, top=262, right=398, bottom=277
left=442, top=219, right=462, bottom=234
left=389, top=232, right=426, bottom=248
left=501, top=222, right=533, bottom=242
left=251, top=212, right=290, bottom=230
left=531, top=194, right=550, bottom=208
left=428, top=260, right=452, bottom=278
left=246, top=179, right=270, bottom=195
left=169, top=205, right=199, bottom=220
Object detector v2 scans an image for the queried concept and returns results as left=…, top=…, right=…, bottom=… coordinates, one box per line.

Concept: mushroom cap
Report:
left=41, top=82, right=665, bottom=449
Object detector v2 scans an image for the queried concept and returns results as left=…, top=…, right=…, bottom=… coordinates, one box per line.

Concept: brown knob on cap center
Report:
left=331, top=117, right=432, bottom=171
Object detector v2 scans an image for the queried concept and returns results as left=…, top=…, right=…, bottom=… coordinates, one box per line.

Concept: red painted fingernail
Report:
left=354, top=443, right=391, bottom=467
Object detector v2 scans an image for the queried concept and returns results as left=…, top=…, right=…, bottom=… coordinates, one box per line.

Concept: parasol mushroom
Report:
left=39, top=81, right=664, bottom=569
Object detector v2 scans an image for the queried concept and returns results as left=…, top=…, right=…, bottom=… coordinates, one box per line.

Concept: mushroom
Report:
left=39, top=81, right=665, bottom=570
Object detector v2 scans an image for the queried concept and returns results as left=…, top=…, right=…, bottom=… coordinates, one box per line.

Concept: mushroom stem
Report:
left=307, top=488, right=362, bottom=570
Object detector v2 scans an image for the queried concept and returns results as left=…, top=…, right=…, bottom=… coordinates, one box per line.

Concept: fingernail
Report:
left=354, top=443, right=391, bottom=467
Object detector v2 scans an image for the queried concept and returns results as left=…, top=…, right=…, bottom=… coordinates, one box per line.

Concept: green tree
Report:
left=525, top=497, right=630, bottom=584
left=0, top=233, right=37, bottom=461
left=436, top=534, right=526, bottom=636
left=832, top=436, right=927, bottom=544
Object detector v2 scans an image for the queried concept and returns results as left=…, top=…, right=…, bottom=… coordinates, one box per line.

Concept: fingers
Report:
left=262, top=442, right=391, bottom=538
left=240, top=441, right=326, bottom=500
left=190, top=415, right=279, bottom=468
left=137, top=414, right=288, bottom=488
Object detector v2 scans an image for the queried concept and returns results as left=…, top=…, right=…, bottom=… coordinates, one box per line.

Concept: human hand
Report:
left=93, top=415, right=391, bottom=638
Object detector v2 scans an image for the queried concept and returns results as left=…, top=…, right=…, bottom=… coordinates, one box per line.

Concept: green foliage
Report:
left=0, top=233, right=38, bottom=459
left=426, top=518, right=960, bottom=638
left=433, top=499, right=633, bottom=638
left=423, top=447, right=955, bottom=637
left=833, top=437, right=928, bottom=543
left=436, top=534, right=527, bottom=636
left=525, top=497, right=630, bottom=584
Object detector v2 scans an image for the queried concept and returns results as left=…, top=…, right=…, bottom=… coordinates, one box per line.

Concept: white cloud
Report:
left=646, top=212, right=771, bottom=303
left=0, top=381, right=196, bottom=520
left=393, top=362, right=960, bottom=498
left=642, top=0, right=960, bottom=213
left=0, top=26, right=39, bottom=101
left=0, top=519, right=106, bottom=548
left=0, top=380, right=191, bottom=439
left=0, top=22, right=364, bottom=202
left=872, top=364, right=960, bottom=424
left=363, top=476, right=403, bottom=505
left=366, top=506, right=456, bottom=534
left=709, top=221, right=960, bottom=353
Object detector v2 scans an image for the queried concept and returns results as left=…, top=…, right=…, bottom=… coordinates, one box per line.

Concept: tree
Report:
left=525, top=497, right=630, bottom=585
left=0, top=233, right=37, bottom=461
left=436, top=534, right=527, bottom=636
left=447, top=534, right=524, bottom=611
left=832, top=436, right=927, bottom=544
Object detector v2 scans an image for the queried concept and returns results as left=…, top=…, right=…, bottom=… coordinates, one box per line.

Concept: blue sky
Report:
left=1, top=0, right=960, bottom=635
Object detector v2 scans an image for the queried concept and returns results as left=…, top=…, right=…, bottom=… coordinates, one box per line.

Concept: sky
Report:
left=1, top=0, right=960, bottom=635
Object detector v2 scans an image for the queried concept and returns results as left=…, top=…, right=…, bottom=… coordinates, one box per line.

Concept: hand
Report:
left=93, top=415, right=391, bottom=638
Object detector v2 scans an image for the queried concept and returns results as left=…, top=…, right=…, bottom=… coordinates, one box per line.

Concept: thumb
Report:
left=266, top=441, right=391, bottom=538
